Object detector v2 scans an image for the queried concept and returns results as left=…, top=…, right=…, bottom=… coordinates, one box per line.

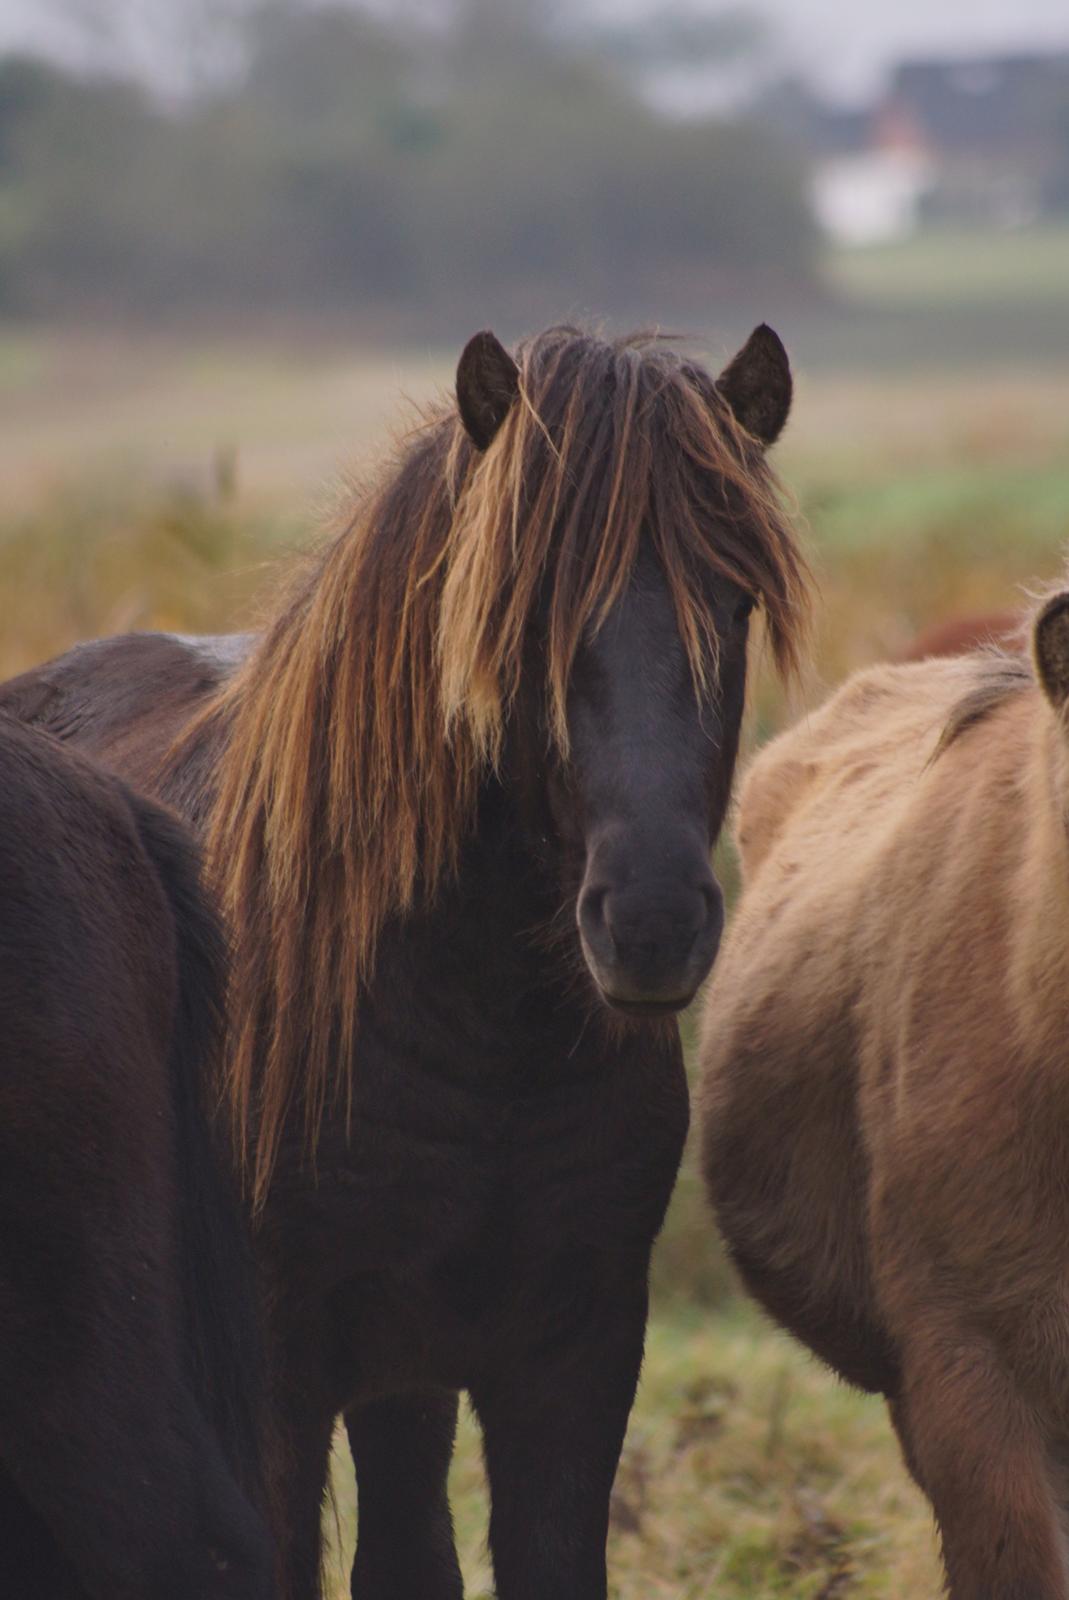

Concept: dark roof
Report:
left=889, top=52, right=1069, bottom=156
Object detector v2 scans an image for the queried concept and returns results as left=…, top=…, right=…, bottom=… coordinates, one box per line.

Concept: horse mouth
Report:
left=600, top=990, right=695, bottom=1018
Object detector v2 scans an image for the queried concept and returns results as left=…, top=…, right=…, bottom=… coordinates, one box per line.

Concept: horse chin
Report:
left=596, top=987, right=695, bottom=1020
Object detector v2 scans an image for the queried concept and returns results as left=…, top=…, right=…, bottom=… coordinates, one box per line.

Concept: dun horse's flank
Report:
left=700, top=589, right=1069, bottom=1599
left=2, top=323, right=809, bottom=1600
left=0, top=714, right=272, bottom=1599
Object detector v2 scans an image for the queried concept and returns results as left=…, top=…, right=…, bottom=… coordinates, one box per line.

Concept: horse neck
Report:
left=1005, top=709, right=1069, bottom=1049
left=175, top=692, right=627, bottom=1081
left=365, top=776, right=604, bottom=1080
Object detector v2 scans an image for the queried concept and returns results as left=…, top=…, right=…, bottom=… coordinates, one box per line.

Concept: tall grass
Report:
left=0, top=471, right=301, bottom=680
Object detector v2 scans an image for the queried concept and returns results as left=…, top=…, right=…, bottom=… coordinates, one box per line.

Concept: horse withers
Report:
left=0, top=714, right=273, bottom=1600
left=700, top=587, right=1069, bottom=1598
left=2, top=324, right=810, bottom=1599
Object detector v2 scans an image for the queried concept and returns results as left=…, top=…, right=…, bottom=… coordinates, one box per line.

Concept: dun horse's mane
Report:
left=935, top=651, right=1034, bottom=758
left=192, top=326, right=812, bottom=1205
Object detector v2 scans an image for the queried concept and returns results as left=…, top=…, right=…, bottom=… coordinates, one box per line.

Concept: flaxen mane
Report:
left=187, top=326, right=811, bottom=1204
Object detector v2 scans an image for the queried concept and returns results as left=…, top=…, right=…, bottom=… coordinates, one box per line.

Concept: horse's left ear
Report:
left=716, top=323, right=792, bottom=448
left=1033, top=593, right=1069, bottom=708
left=456, top=330, right=520, bottom=450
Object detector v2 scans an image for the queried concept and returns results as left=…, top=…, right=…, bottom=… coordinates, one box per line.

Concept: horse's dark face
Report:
left=552, top=544, right=749, bottom=1016
left=455, top=321, right=794, bottom=1018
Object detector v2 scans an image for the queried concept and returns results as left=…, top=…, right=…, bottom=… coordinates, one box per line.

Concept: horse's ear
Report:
left=1033, top=593, right=1069, bottom=708
left=715, top=323, right=792, bottom=448
left=456, top=330, right=520, bottom=450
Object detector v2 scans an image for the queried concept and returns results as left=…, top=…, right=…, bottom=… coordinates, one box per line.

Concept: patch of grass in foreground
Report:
left=322, top=1303, right=941, bottom=1599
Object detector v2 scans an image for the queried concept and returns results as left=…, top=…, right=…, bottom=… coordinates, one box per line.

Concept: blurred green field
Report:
left=2, top=313, right=1068, bottom=1596
left=829, top=225, right=1069, bottom=309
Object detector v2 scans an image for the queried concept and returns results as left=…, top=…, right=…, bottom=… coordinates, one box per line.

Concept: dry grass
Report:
left=0, top=325, right=450, bottom=515
left=4, top=325, right=1066, bottom=693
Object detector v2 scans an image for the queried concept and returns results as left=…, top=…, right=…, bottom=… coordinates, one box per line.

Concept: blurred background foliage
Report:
left=0, top=0, right=815, bottom=326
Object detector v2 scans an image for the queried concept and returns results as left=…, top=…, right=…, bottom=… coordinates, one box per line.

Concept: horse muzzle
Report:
left=577, top=876, right=724, bottom=1017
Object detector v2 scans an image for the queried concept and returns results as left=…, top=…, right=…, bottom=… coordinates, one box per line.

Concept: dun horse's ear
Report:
left=715, top=323, right=792, bottom=448
left=456, top=330, right=520, bottom=450
left=1033, top=593, right=1069, bottom=708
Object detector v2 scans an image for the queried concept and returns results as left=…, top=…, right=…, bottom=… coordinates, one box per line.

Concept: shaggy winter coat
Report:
left=700, top=591, right=1069, bottom=1600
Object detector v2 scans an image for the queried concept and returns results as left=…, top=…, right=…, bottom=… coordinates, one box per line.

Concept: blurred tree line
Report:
left=0, top=0, right=817, bottom=328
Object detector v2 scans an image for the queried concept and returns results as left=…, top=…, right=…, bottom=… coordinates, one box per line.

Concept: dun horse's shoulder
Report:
left=820, top=661, right=944, bottom=727
left=734, top=662, right=965, bottom=880
left=734, top=752, right=808, bottom=878
left=774, top=661, right=967, bottom=760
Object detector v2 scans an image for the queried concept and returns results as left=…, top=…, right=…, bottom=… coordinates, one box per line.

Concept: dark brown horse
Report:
left=2, top=323, right=810, bottom=1599
left=0, top=713, right=273, bottom=1600
left=699, top=592, right=1069, bottom=1599
left=896, top=607, right=1023, bottom=662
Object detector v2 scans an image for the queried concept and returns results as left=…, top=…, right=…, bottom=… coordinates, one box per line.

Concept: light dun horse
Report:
left=3, top=324, right=810, bottom=1599
left=700, top=589, right=1069, bottom=1598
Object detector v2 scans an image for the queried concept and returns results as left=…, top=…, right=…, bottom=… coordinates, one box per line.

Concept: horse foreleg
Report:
left=471, top=1281, right=647, bottom=1600
left=0, top=1468, right=87, bottom=1599
left=346, top=1391, right=462, bottom=1600
left=265, top=1342, right=337, bottom=1600
left=892, top=1331, right=1069, bottom=1600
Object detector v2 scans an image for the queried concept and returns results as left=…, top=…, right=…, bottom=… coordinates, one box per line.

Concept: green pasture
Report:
left=829, top=225, right=1069, bottom=310
left=796, top=226, right=1069, bottom=370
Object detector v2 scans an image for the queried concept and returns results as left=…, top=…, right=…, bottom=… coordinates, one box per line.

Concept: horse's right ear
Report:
left=456, top=330, right=520, bottom=450
left=1033, top=593, right=1069, bottom=708
left=716, top=323, right=792, bottom=448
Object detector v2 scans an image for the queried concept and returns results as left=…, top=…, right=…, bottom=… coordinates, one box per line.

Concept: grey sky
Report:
left=590, top=0, right=1069, bottom=101
left=763, top=0, right=1069, bottom=100
left=2, top=0, right=1069, bottom=103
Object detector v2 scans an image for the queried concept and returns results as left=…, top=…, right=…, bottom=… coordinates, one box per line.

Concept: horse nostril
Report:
left=578, top=884, right=609, bottom=938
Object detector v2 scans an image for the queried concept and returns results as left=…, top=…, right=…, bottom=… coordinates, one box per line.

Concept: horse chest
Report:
left=267, top=1048, right=686, bottom=1398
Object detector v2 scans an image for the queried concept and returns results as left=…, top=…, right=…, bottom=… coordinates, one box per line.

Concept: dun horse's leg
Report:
left=892, top=1334, right=1069, bottom=1600
left=471, top=1283, right=647, bottom=1600
left=346, top=1391, right=463, bottom=1600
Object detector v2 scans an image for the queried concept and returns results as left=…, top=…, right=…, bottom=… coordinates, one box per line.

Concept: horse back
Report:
left=0, top=629, right=251, bottom=793
left=124, top=791, right=266, bottom=1502
left=734, top=658, right=980, bottom=882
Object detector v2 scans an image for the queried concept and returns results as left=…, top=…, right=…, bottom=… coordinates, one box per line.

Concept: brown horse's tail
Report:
left=131, top=796, right=269, bottom=1518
